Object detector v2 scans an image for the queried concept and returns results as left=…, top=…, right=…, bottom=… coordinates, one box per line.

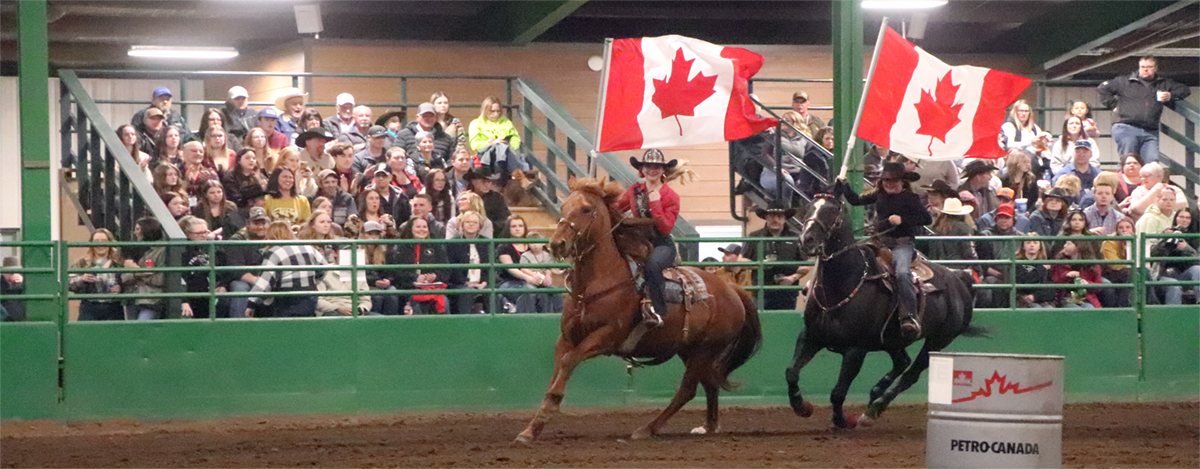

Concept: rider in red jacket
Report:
left=614, top=149, right=680, bottom=328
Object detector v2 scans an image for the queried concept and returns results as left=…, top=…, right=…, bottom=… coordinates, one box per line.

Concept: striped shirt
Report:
left=249, top=245, right=328, bottom=305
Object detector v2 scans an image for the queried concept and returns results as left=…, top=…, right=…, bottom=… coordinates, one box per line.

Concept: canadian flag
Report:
left=596, top=35, right=777, bottom=152
left=857, top=27, right=1030, bottom=160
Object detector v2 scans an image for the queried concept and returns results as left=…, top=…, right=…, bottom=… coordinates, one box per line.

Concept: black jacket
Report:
left=446, top=239, right=493, bottom=287
left=221, top=103, right=258, bottom=151
left=217, top=230, right=266, bottom=287
left=480, top=191, right=510, bottom=234
left=1015, top=263, right=1054, bottom=304
left=395, top=121, right=455, bottom=166
left=742, top=226, right=802, bottom=283
left=1098, top=73, right=1191, bottom=131
left=837, top=181, right=932, bottom=239
left=389, top=242, right=449, bottom=289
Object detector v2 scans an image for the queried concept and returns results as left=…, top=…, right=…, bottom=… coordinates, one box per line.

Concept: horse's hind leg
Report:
left=830, top=348, right=867, bottom=429
left=516, top=331, right=615, bottom=444
left=869, top=349, right=912, bottom=404
left=864, top=344, right=931, bottom=422
left=689, top=378, right=721, bottom=435
left=632, top=355, right=707, bottom=439
left=785, top=329, right=821, bottom=417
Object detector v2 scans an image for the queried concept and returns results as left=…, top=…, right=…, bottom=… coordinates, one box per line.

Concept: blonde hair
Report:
left=296, top=210, right=336, bottom=241
left=478, top=96, right=502, bottom=121
left=456, top=210, right=484, bottom=228
left=277, top=146, right=301, bottom=169
left=1093, top=171, right=1119, bottom=192
left=1054, top=174, right=1081, bottom=198
left=83, top=228, right=122, bottom=263
left=267, top=220, right=296, bottom=241
left=1016, top=240, right=1047, bottom=260
left=1009, top=99, right=1035, bottom=132
left=458, top=191, right=485, bottom=214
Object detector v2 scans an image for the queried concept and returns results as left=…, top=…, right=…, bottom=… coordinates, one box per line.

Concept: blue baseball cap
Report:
left=153, top=87, right=172, bottom=98
left=258, top=107, right=280, bottom=119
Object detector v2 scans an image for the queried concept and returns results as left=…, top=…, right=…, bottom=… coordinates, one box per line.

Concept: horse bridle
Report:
left=556, top=200, right=632, bottom=312
left=801, top=194, right=847, bottom=259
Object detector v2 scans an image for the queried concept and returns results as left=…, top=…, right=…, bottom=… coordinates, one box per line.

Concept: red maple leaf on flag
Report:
left=913, top=70, right=964, bottom=153
left=652, top=48, right=718, bottom=135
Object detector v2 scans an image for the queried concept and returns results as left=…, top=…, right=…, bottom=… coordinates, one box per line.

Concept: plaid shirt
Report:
left=250, top=245, right=328, bottom=305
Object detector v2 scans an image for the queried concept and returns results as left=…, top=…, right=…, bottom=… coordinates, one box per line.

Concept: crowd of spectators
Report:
left=64, top=85, right=561, bottom=319
left=736, top=56, right=1196, bottom=308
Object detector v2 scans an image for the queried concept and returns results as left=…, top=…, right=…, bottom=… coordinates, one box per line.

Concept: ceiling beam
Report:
left=474, top=1, right=589, bottom=45
left=1041, top=0, right=1196, bottom=70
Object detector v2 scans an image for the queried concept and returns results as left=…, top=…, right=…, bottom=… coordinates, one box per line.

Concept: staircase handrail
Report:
left=59, top=70, right=186, bottom=240
left=513, top=78, right=700, bottom=238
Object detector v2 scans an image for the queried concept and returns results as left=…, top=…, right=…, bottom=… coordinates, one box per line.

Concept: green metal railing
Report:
left=2, top=233, right=1196, bottom=322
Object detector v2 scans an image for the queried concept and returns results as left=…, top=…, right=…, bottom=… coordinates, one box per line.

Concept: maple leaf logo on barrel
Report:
left=913, top=70, right=964, bottom=154
left=652, top=48, right=718, bottom=135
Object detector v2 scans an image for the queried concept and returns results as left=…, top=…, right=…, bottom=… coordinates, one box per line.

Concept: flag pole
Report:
left=838, top=17, right=889, bottom=180
left=590, top=38, right=614, bottom=178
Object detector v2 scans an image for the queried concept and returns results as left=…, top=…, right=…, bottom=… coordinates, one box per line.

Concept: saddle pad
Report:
left=627, top=259, right=712, bottom=305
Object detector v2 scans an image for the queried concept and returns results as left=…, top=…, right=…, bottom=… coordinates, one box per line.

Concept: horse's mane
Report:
left=568, top=177, right=656, bottom=262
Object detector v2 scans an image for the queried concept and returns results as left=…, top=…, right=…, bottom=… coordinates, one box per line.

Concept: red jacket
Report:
left=615, top=182, right=680, bottom=237
left=1051, top=263, right=1102, bottom=308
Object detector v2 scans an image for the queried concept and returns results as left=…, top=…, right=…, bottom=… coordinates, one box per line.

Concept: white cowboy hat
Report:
left=273, top=87, right=308, bottom=111
left=941, top=197, right=974, bottom=216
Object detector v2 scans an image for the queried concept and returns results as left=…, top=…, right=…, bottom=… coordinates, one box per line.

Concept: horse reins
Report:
left=557, top=208, right=634, bottom=318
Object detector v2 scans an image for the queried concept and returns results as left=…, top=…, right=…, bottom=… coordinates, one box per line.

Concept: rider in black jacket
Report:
left=836, top=162, right=932, bottom=340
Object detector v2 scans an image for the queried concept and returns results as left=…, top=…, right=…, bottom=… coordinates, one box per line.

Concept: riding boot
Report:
left=643, top=288, right=668, bottom=328
left=898, top=286, right=922, bottom=340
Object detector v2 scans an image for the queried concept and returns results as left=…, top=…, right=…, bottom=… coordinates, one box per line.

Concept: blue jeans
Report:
left=1110, top=123, right=1159, bottom=163
left=273, top=296, right=317, bottom=317
left=498, top=280, right=536, bottom=313
left=1161, top=265, right=1200, bottom=305
left=892, top=241, right=917, bottom=316
left=227, top=280, right=253, bottom=318
left=645, top=244, right=677, bottom=317
left=759, top=170, right=795, bottom=206
left=371, top=286, right=401, bottom=315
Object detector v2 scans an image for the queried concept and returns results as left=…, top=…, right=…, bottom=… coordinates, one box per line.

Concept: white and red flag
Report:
left=856, top=27, right=1030, bottom=160
left=596, top=35, right=777, bottom=152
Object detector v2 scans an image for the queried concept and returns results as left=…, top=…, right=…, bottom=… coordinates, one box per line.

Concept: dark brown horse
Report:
left=515, top=178, right=761, bottom=444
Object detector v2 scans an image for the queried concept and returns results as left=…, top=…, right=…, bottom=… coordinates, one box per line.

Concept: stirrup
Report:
left=641, top=300, right=663, bottom=328
left=900, top=316, right=921, bottom=339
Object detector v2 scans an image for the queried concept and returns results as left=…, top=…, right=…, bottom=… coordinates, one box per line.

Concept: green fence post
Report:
left=488, top=239, right=499, bottom=314
left=18, top=0, right=56, bottom=322
left=208, top=241, right=217, bottom=321
left=350, top=241, right=359, bottom=317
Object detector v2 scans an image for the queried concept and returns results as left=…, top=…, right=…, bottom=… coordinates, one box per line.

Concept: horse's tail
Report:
left=720, top=287, right=764, bottom=391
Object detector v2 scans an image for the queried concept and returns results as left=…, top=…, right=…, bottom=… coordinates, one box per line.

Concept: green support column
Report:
left=832, top=0, right=865, bottom=229
left=18, top=0, right=55, bottom=322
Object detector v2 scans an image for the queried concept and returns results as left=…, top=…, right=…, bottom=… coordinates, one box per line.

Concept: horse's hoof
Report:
left=857, top=414, right=875, bottom=428
left=845, top=414, right=858, bottom=428
left=690, top=425, right=707, bottom=435
left=793, top=400, right=814, bottom=418
left=514, top=431, right=535, bottom=446
left=631, top=427, right=654, bottom=440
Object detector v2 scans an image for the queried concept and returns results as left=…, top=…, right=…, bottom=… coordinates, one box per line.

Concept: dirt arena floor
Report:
left=2, top=401, right=1196, bottom=468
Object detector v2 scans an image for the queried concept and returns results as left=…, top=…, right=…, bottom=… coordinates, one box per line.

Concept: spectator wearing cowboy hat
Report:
left=715, top=244, right=753, bottom=287
left=296, top=127, right=336, bottom=171
left=274, top=87, right=308, bottom=144
left=958, top=160, right=1000, bottom=217
left=1028, top=187, right=1072, bottom=236
left=921, top=179, right=959, bottom=219
left=740, top=203, right=805, bottom=312
left=463, top=167, right=510, bottom=231
left=928, top=197, right=977, bottom=262
left=837, top=161, right=930, bottom=339
left=977, top=187, right=1031, bottom=233
left=614, top=149, right=682, bottom=327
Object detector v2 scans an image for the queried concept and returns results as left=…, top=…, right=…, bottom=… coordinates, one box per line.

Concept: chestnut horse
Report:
left=515, top=178, right=761, bottom=444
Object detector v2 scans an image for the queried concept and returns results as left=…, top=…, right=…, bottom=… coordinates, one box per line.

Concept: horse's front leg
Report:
left=863, top=343, right=931, bottom=424
left=831, top=348, right=867, bottom=429
left=869, top=348, right=912, bottom=405
left=785, top=329, right=821, bottom=417
left=516, top=327, right=618, bottom=444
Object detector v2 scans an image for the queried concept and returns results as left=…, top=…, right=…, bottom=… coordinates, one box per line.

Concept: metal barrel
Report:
left=925, top=352, right=1064, bottom=468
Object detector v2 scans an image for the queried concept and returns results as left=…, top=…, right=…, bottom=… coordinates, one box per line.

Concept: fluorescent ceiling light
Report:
left=128, top=46, right=239, bottom=60
left=862, top=0, right=948, bottom=10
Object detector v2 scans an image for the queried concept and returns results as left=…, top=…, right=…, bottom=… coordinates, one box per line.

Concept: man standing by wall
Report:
left=1098, top=56, right=1191, bottom=163
left=741, top=205, right=805, bottom=311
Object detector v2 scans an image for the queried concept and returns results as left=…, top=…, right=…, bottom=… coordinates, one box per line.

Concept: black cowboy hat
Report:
left=1043, top=187, right=1072, bottom=201
left=374, top=109, right=406, bottom=128
left=629, top=148, right=678, bottom=171
left=960, top=160, right=999, bottom=179
left=920, top=179, right=959, bottom=199
left=754, top=203, right=796, bottom=219
left=462, top=166, right=500, bottom=181
left=879, top=161, right=920, bottom=182
left=295, top=127, right=335, bottom=148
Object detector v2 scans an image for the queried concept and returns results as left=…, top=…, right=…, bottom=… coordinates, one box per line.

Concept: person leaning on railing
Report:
left=121, top=217, right=167, bottom=320
left=1051, top=239, right=1103, bottom=309
left=217, top=207, right=271, bottom=319
left=179, top=216, right=216, bottom=319
left=244, top=221, right=328, bottom=318
left=69, top=229, right=124, bottom=321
